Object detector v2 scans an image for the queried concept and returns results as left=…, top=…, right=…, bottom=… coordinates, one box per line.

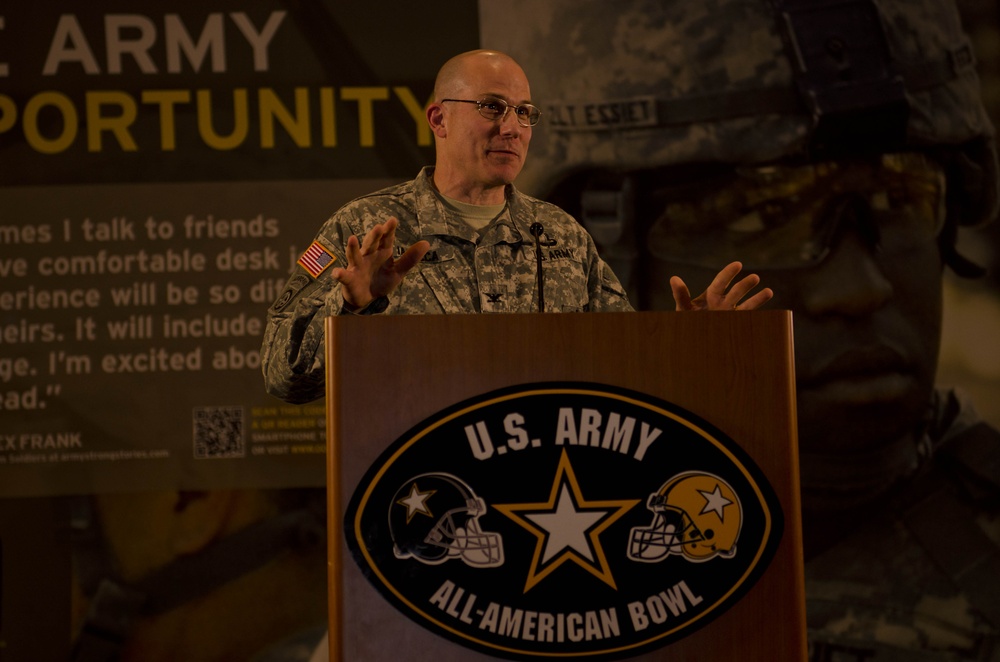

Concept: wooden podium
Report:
left=325, top=311, right=806, bottom=661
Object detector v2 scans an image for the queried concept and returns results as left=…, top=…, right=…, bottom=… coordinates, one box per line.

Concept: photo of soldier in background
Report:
left=481, top=0, right=1000, bottom=659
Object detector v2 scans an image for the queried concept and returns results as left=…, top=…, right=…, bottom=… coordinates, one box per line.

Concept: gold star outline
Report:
left=493, top=449, right=640, bottom=593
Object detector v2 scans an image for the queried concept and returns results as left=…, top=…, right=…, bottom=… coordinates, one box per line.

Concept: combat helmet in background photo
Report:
left=480, top=0, right=1000, bottom=512
left=480, top=0, right=998, bottom=305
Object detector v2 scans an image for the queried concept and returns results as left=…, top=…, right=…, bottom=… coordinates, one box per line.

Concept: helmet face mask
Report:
left=628, top=503, right=701, bottom=562
left=447, top=516, right=505, bottom=566
left=551, top=152, right=946, bottom=274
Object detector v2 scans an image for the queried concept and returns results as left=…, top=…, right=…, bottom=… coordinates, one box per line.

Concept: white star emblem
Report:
left=525, top=484, right=607, bottom=563
left=396, top=483, right=435, bottom=523
left=699, top=484, right=733, bottom=519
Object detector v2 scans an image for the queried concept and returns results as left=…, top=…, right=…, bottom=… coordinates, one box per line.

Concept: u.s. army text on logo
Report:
left=344, top=382, right=783, bottom=660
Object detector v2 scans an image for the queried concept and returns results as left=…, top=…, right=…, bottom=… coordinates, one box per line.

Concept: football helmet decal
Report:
left=628, top=472, right=743, bottom=563
left=389, top=473, right=505, bottom=567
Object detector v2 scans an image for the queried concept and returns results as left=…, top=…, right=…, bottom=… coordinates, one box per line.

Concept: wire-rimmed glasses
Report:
left=441, top=97, right=542, bottom=127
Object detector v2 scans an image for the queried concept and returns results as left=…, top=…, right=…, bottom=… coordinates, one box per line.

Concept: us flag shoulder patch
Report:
left=297, top=240, right=336, bottom=278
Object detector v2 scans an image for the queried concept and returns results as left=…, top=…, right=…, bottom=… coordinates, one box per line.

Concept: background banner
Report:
left=1, top=3, right=478, bottom=496
left=0, top=3, right=477, bottom=659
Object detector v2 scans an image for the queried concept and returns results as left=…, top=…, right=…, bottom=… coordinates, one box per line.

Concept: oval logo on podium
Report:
left=344, top=382, right=783, bottom=660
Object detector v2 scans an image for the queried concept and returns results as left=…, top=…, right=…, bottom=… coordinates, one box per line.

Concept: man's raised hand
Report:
left=331, top=217, right=430, bottom=310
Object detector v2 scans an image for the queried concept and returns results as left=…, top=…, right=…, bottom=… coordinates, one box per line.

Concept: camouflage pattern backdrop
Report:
left=1, top=0, right=999, bottom=660
left=480, top=1, right=1000, bottom=660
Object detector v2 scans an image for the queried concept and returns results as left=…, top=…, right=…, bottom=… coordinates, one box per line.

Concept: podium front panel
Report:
left=326, top=310, right=805, bottom=661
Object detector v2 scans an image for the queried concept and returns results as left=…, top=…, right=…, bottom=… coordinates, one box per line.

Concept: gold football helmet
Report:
left=628, top=472, right=743, bottom=563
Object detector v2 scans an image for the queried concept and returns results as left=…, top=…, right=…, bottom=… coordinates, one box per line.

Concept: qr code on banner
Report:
left=192, top=406, right=245, bottom=459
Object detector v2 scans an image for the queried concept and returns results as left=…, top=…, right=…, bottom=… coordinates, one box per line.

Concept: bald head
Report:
left=426, top=49, right=534, bottom=204
left=433, top=50, right=529, bottom=102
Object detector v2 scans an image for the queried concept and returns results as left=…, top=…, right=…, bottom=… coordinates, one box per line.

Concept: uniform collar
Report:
left=413, top=167, right=536, bottom=244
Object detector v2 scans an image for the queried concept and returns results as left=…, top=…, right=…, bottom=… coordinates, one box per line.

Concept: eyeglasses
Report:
left=563, top=153, right=944, bottom=271
left=441, top=97, right=542, bottom=127
left=641, top=152, right=946, bottom=270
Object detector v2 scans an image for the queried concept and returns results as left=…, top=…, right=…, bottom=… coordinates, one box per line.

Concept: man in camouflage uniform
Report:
left=261, top=49, right=771, bottom=405
left=480, top=0, right=1000, bottom=660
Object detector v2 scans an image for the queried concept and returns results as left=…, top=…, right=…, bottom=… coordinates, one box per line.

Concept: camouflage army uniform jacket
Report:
left=261, top=167, right=632, bottom=404
left=806, top=388, right=1000, bottom=661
